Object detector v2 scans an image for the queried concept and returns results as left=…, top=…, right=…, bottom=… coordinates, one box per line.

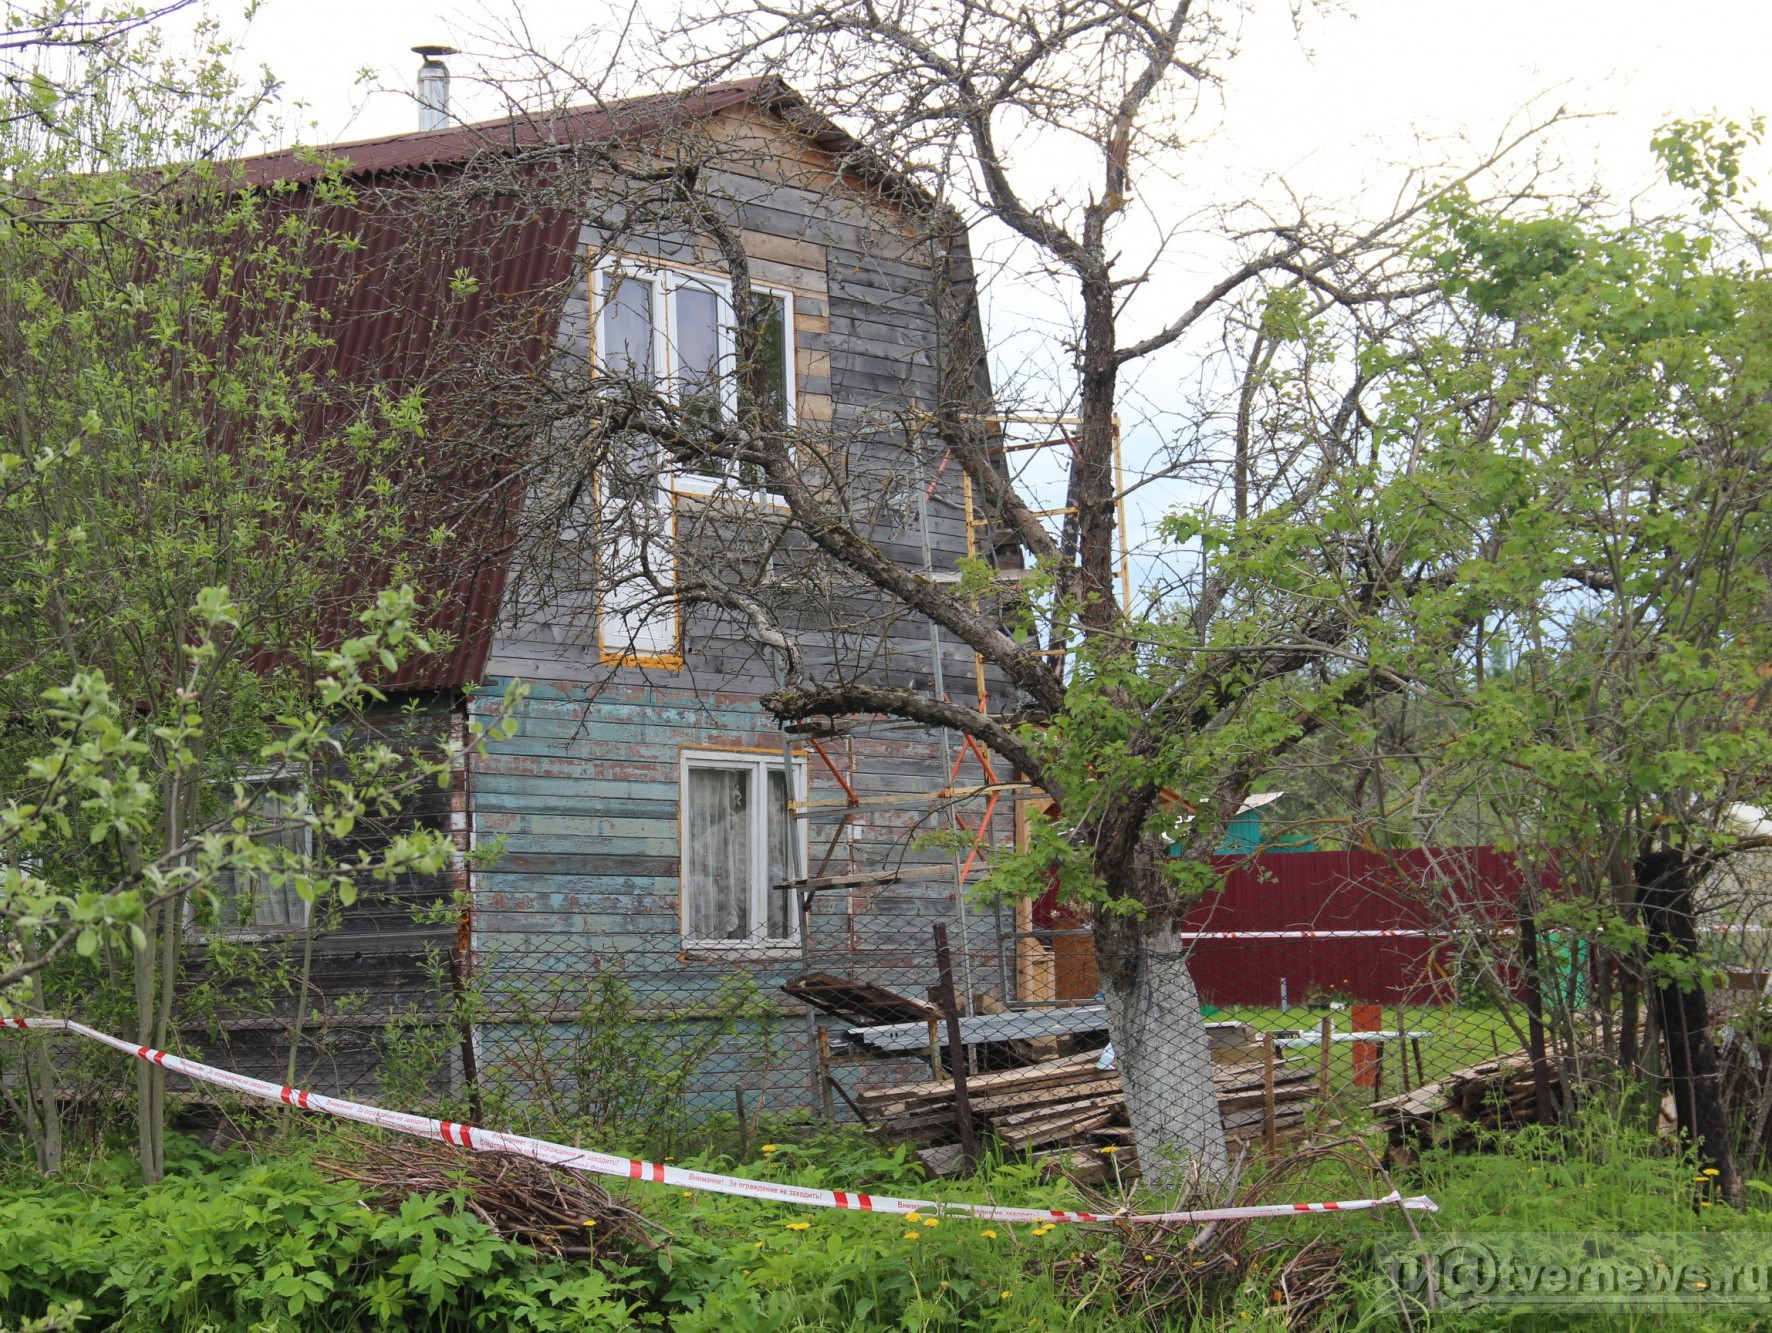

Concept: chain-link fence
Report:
left=12, top=849, right=1772, bottom=1181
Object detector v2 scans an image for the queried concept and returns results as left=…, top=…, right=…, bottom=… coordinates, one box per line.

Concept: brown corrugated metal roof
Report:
left=237, top=79, right=777, bottom=187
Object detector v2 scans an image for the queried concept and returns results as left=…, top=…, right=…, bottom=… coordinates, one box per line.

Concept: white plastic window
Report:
left=681, top=751, right=806, bottom=948
left=593, top=261, right=795, bottom=495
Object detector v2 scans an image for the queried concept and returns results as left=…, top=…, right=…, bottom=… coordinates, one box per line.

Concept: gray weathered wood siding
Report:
left=467, top=111, right=1017, bottom=1106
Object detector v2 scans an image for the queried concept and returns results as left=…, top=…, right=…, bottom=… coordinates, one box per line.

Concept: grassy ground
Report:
left=1215, top=1003, right=1528, bottom=1102
left=3, top=1095, right=1771, bottom=1330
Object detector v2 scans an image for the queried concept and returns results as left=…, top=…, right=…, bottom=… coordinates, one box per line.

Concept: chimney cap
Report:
left=412, top=44, right=458, bottom=60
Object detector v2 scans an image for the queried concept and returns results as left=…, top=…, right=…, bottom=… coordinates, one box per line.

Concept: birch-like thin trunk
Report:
left=19, top=936, right=62, bottom=1175
left=133, top=897, right=163, bottom=1184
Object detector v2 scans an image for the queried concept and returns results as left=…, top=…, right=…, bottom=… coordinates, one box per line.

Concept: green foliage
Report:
left=0, top=1138, right=648, bottom=1331
left=1411, top=193, right=1772, bottom=868
left=0, top=3, right=526, bottom=1182
left=481, top=970, right=782, bottom=1158
left=0, top=1127, right=1181, bottom=1333
left=0, top=589, right=520, bottom=1009
left=1323, top=1104, right=1772, bottom=1331
left=606, top=1134, right=1149, bottom=1332
left=1652, top=117, right=1765, bottom=216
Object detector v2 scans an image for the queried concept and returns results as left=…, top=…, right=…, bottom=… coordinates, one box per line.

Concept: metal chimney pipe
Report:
left=413, top=45, right=458, bottom=131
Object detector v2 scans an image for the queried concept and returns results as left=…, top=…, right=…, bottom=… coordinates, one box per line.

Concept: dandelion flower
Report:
left=754, top=1241, right=765, bottom=1248
left=1144, top=1255, right=1155, bottom=1263
left=904, top=1231, right=921, bottom=1241
left=1701, top=1201, right=1713, bottom=1208
left=1100, top=1146, right=1118, bottom=1154
left=924, top=1218, right=939, bottom=1227
left=784, top=1221, right=811, bottom=1231
left=582, top=1219, right=597, bottom=1228
left=905, top=1212, right=921, bottom=1222
left=982, top=1229, right=998, bottom=1239
left=1704, top=1168, right=1720, bottom=1177
left=1001, top=1291, right=1012, bottom=1300
left=682, top=1191, right=694, bottom=1198
left=761, top=1144, right=779, bottom=1154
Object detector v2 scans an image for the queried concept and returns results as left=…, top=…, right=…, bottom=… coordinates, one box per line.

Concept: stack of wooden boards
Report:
left=1371, top=1051, right=1554, bottom=1162
left=856, top=1047, right=1322, bottom=1178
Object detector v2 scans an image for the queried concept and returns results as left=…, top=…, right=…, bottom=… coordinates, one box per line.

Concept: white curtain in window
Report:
left=765, top=768, right=795, bottom=940
left=686, top=766, right=751, bottom=940
left=673, top=284, right=722, bottom=398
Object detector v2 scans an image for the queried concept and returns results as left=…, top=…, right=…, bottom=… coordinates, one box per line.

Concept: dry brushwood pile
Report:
left=858, top=1049, right=1322, bottom=1179
left=1048, top=1142, right=1366, bottom=1331
left=1371, top=1051, right=1559, bottom=1162
left=316, top=1132, right=661, bottom=1259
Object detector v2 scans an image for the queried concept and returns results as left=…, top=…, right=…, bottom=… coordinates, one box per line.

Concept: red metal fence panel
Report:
left=1184, top=847, right=1525, bottom=1006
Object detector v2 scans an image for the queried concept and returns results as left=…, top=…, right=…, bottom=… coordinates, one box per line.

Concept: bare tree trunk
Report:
left=1097, top=908, right=1228, bottom=1187
left=1619, top=949, right=1642, bottom=1077
left=133, top=899, right=164, bottom=1184
left=1517, top=908, right=1558, bottom=1127
left=1637, top=849, right=1740, bottom=1205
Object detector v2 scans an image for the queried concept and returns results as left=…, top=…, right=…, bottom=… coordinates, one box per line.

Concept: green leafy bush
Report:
left=0, top=1138, right=649, bottom=1331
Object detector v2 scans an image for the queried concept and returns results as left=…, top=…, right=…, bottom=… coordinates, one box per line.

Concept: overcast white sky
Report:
left=208, top=0, right=1771, bottom=203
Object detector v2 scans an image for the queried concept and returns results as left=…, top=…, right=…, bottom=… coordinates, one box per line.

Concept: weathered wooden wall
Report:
left=466, top=106, right=1017, bottom=1110
left=177, top=696, right=469, bottom=1099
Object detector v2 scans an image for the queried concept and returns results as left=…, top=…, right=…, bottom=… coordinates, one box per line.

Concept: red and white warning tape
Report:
left=1177, top=925, right=1771, bottom=940
left=2, top=1016, right=1435, bottom=1225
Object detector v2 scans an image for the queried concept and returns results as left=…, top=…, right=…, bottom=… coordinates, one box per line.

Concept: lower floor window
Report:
left=209, top=775, right=310, bottom=934
left=681, top=751, right=804, bottom=946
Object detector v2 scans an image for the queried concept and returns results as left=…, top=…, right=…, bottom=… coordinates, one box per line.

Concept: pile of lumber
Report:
left=856, top=1048, right=1322, bottom=1177
left=1372, top=1051, right=1554, bottom=1159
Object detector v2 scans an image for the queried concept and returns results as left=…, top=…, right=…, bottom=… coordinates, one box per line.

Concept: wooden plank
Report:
left=917, top=1143, right=969, bottom=1177
left=847, top=1005, right=1108, bottom=1053
left=1000, top=1110, right=1119, bottom=1151
left=773, top=865, right=951, bottom=893
left=856, top=1052, right=1100, bottom=1106
left=1222, top=1105, right=1306, bottom=1134
left=1262, top=1031, right=1277, bottom=1154
left=1215, top=1085, right=1315, bottom=1115
left=931, top=923, right=978, bottom=1172
left=967, top=1077, right=1122, bottom=1115
left=990, top=1092, right=1124, bottom=1132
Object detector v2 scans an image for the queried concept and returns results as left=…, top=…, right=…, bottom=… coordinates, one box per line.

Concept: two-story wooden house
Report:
left=222, top=77, right=1020, bottom=1116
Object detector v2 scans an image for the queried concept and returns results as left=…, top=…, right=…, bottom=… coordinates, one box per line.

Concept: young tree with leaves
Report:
left=0, top=4, right=521, bottom=1181
left=1388, top=139, right=1772, bottom=1201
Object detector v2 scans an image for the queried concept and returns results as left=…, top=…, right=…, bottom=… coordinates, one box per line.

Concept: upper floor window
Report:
left=593, top=261, right=795, bottom=493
